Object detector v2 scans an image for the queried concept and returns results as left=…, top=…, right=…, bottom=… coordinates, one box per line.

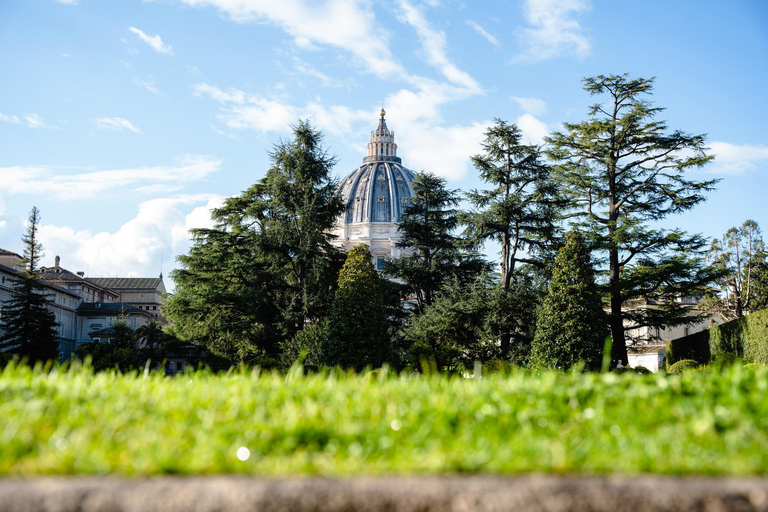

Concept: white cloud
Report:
left=0, top=112, right=20, bottom=124
left=128, top=27, right=174, bottom=55
left=466, top=19, right=499, bottom=47
left=708, top=142, right=768, bottom=174
left=0, top=155, right=221, bottom=199
left=195, top=77, right=486, bottom=179
left=38, top=195, right=225, bottom=289
left=93, top=117, right=143, bottom=134
left=512, top=96, right=547, bottom=116
left=515, top=113, right=549, bottom=145
left=514, top=0, right=591, bottom=63
left=157, top=0, right=403, bottom=79
left=193, top=83, right=247, bottom=104
left=135, top=78, right=161, bottom=95
left=54, top=0, right=78, bottom=4
left=24, top=113, right=55, bottom=129
left=396, top=0, right=481, bottom=93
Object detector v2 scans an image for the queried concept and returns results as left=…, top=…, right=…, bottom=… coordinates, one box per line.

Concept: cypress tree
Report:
left=322, top=244, right=390, bottom=370
left=530, top=229, right=607, bottom=371
left=0, top=207, right=59, bottom=364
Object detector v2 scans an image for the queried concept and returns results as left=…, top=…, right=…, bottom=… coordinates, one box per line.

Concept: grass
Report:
left=2, top=362, right=768, bottom=476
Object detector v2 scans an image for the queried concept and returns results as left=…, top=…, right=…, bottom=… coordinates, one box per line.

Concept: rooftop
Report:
left=88, top=277, right=164, bottom=290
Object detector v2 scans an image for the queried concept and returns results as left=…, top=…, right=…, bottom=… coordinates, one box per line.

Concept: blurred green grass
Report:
left=2, top=362, right=768, bottom=476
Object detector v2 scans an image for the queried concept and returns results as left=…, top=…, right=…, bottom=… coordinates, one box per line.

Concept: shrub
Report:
left=612, top=366, right=651, bottom=375
left=668, top=359, right=701, bottom=374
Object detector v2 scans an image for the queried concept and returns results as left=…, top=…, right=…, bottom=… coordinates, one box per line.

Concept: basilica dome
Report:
left=332, top=110, right=415, bottom=262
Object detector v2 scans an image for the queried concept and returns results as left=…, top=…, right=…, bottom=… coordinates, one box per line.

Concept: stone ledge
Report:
left=1, top=475, right=768, bottom=512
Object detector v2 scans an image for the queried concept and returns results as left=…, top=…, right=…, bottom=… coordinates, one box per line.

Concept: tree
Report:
left=547, top=74, right=719, bottom=366
left=322, top=244, right=390, bottom=370
left=165, top=121, right=345, bottom=365
left=385, top=171, right=486, bottom=314
left=75, top=317, right=136, bottom=371
left=464, top=119, right=564, bottom=357
left=530, top=229, right=607, bottom=371
left=0, top=207, right=59, bottom=364
left=402, top=273, right=498, bottom=372
left=709, top=220, right=765, bottom=318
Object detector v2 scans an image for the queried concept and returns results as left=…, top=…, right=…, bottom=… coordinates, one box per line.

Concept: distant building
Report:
left=0, top=260, right=81, bottom=356
left=87, top=276, right=167, bottom=324
left=331, top=109, right=416, bottom=270
left=0, top=249, right=168, bottom=361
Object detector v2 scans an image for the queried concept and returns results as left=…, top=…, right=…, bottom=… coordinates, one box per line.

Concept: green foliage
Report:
left=463, top=119, right=565, bottom=357
left=384, top=172, right=487, bottom=314
left=709, top=308, right=768, bottom=364
left=611, top=366, right=650, bottom=375
left=0, top=207, right=59, bottom=364
left=165, top=121, right=345, bottom=364
left=669, top=309, right=768, bottom=365
left=322, top=244, right=390, bottom=370
left=401, top=274, right=499, bottom=372
left=281, top=321, right=326, bottom=370
left=668, top=359, right=701, bottom=374
left=75, top=319, right=136, bottom=372
left=5, top=364, right=768, bottom=475
left=547, top=74, right=719, bottom=366
left=531, top=230, right=607, bottom=371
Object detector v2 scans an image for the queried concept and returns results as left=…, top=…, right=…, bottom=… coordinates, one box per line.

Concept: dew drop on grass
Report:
left=537, top=417, right=548, bottom=428
left=610, top=425, right=621, bottom=436
left=390, top=419, right=402, bottom=431
left=236, top=447, right=250, bottom=461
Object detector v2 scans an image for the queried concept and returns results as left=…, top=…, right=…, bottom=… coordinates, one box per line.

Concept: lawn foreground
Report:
left=2, top=362, right=768, bottom=476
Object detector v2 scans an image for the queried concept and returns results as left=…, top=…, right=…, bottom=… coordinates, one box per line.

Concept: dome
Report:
left=337, top=110, right=415, bottom=225
left=332, top=110, right=415, bottom=260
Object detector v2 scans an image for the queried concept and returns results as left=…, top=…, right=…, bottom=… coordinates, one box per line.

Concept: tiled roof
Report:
left=76, top=302, right=150, bottom=315
left=0, top=263, right=81, bottom=298
left=88, top=277, right=163, bottom=290
left=39, top=267, right=119, bottom=296
left=0, top=248, right=22, bottom=258
left=627, top=344, right=666, bottom=354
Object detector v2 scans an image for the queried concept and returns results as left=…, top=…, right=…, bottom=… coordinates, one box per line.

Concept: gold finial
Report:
left=380, top=108, right=386, bottom=118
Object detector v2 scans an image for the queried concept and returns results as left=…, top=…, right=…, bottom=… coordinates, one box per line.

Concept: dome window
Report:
left=377, top=174, right=385, bottom=182
left=378, top=195, right=385, bottom=202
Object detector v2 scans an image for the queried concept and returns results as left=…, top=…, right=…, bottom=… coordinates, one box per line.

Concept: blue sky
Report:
left=1, top=0, right=767, bottom=289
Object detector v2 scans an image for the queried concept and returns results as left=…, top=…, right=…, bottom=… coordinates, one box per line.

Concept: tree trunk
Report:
left=609, top=247, right=628, bottom=366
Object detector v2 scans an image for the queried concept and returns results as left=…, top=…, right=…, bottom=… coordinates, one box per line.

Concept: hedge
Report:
left=667, top=308, right=768, bottom=366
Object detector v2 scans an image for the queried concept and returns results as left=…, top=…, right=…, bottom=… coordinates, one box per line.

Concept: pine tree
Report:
left=385, top=171, right=486, bottom=314
left=530, top=229, right=607, bottom=371
left=463, top=119, right=564, bottom=357
left=0, top=207, right=59, bottom=364
left=322, top=244, right=390, bottom=370
left=165, top=121, right=345, bottom=365
left=547, top=74, right=719, bottom=366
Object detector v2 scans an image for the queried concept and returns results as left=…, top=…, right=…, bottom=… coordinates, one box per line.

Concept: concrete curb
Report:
left=1, top=475, right=768, bottom=512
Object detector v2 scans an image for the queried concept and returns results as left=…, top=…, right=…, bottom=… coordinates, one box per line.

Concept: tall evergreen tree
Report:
left=322, top=244, right=390, bottom=370
left=385, top=171, right=486, bottom=314
left=547, top=74, right=719, bottom=366
left=464, top=119, right=564, bottom=357
left=0, top=207, right=59, bottom=364
left=165, top=121, right=345, bottom=365
left=530, top=229, right=607, bottom=371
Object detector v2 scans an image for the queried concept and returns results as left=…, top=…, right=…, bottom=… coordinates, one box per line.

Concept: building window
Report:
left=153, top=306, right=157, bottom=311
left=376, top=257, right=386, bottom=271
left=378, top=195, right=385, bottom=202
